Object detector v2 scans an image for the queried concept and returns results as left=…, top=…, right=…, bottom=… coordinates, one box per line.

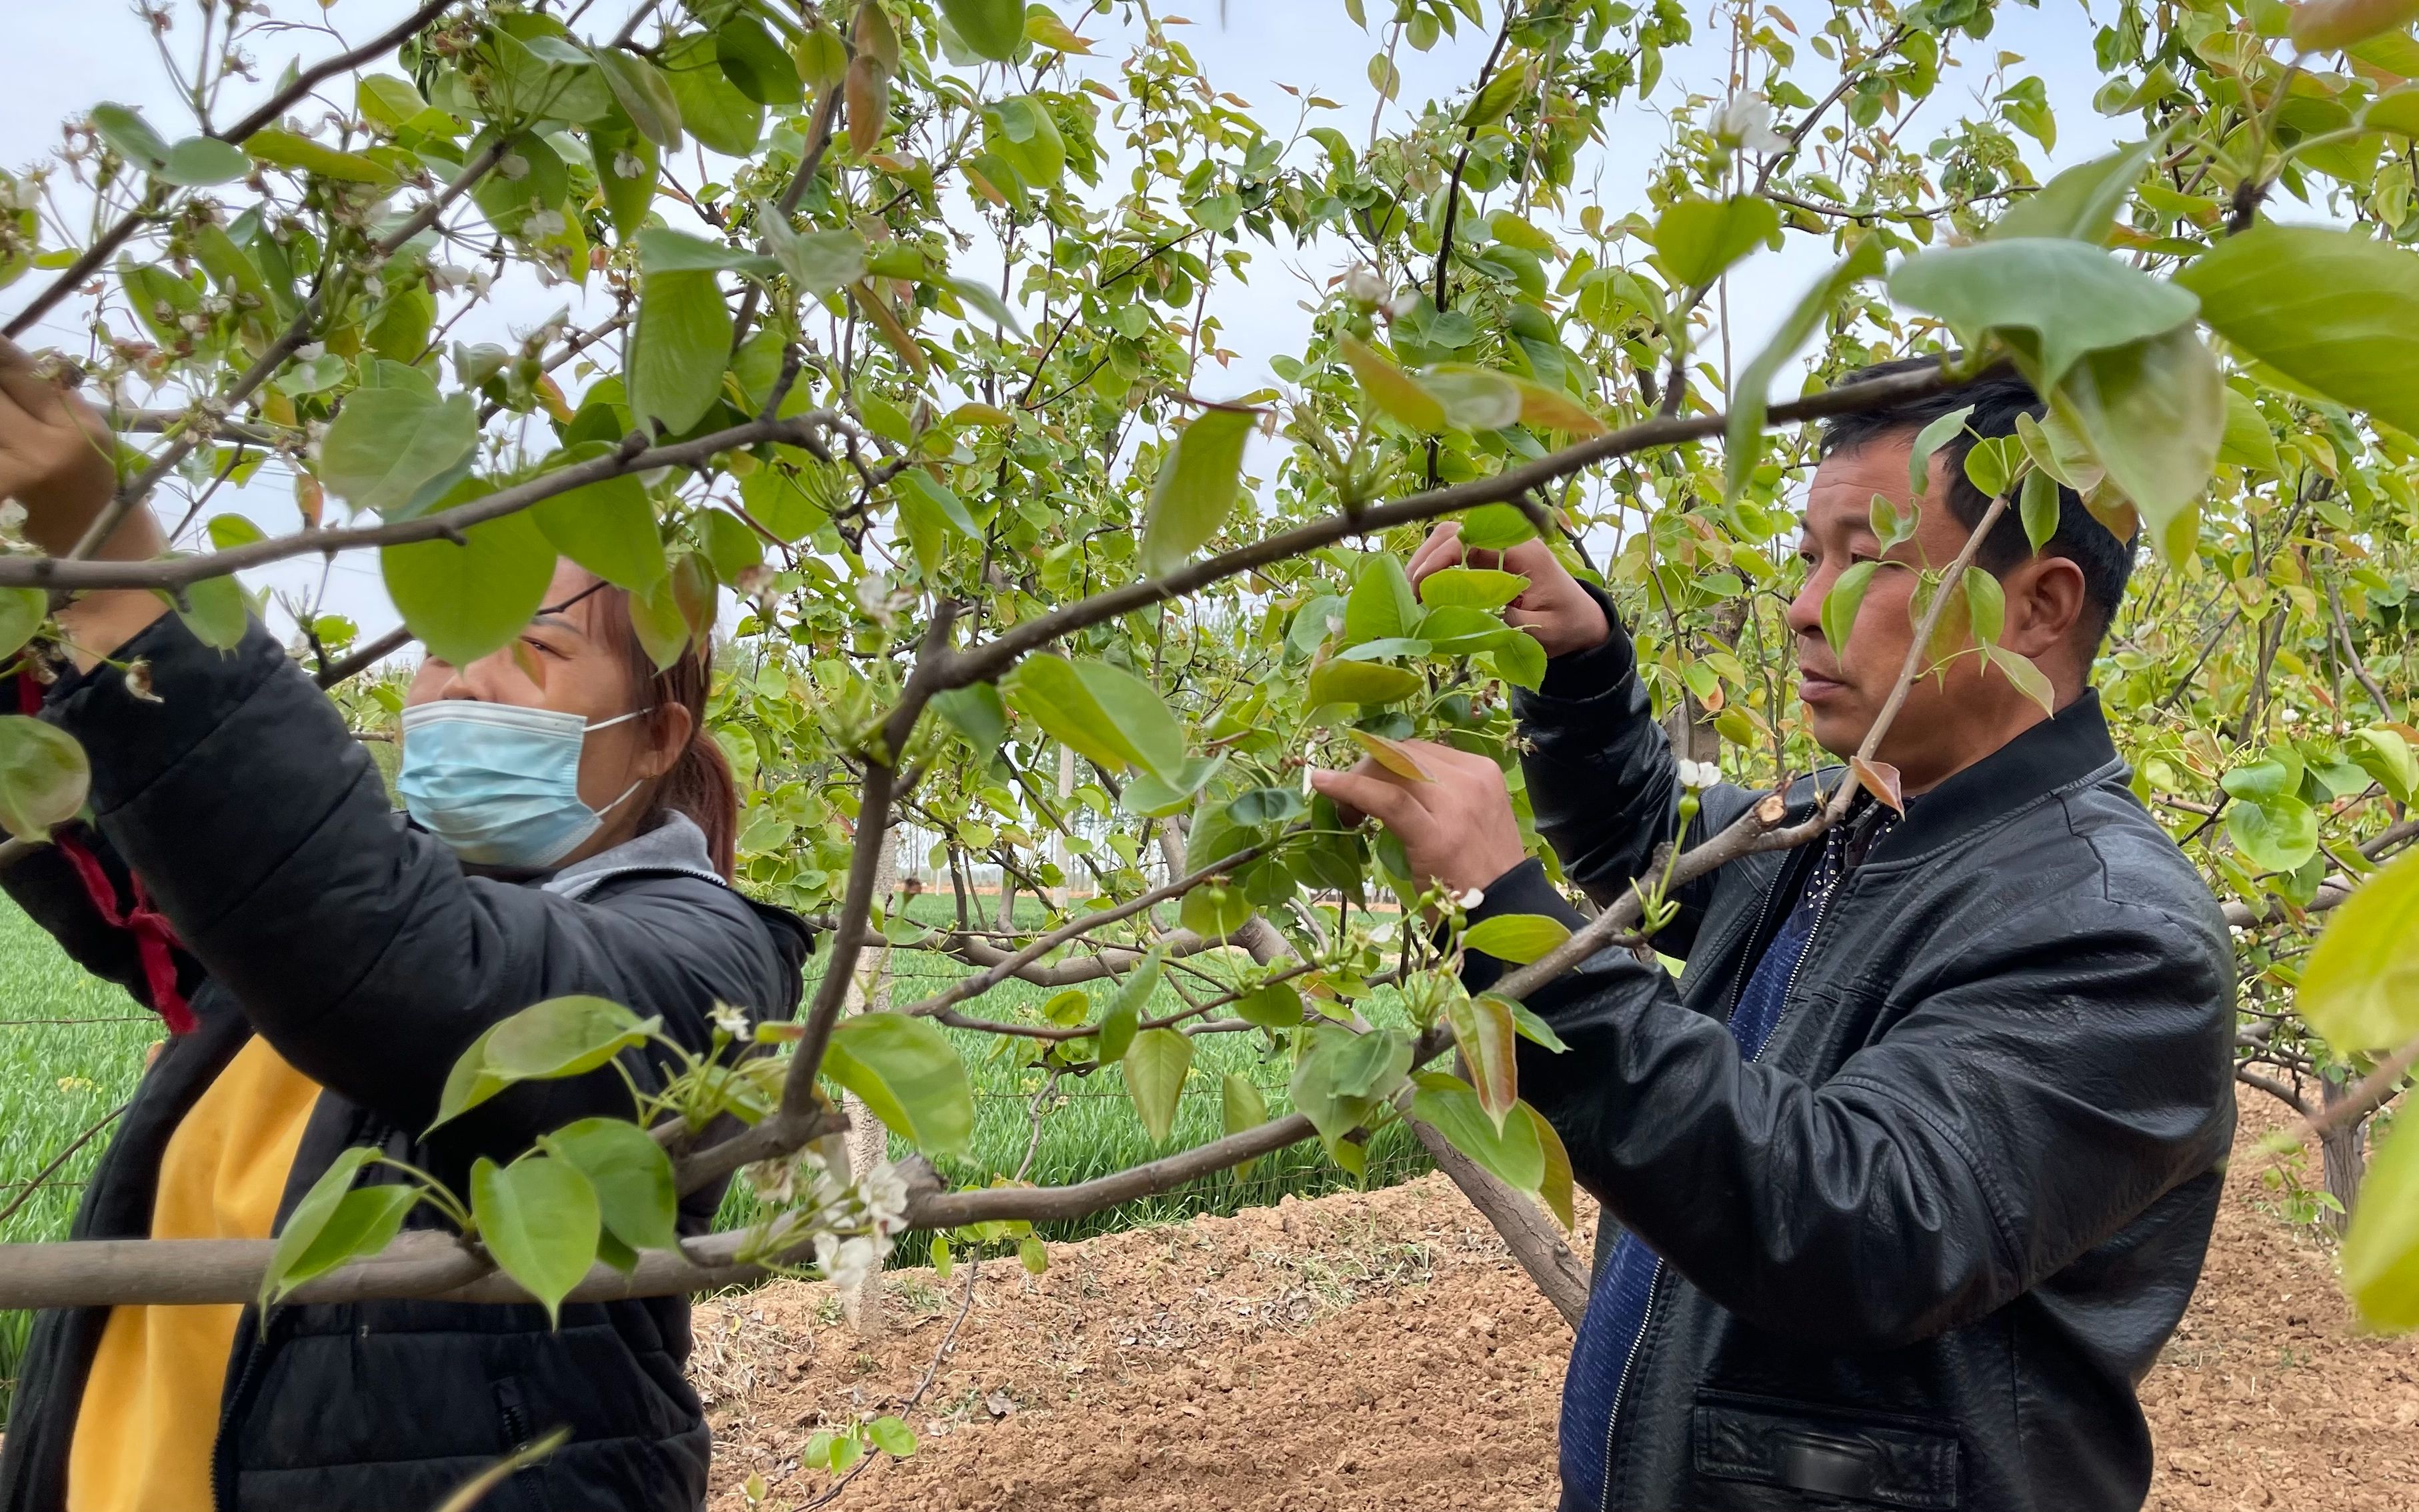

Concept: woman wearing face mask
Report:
left=0, top=340, right=810, bottom=1512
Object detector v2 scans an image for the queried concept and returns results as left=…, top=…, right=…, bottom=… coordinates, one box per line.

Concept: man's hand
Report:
left=1407, top=522, right=1610, bottom=659
left=1309, top=739, right=1529, bottom=899
left=0, top=337, right=123, bottom=557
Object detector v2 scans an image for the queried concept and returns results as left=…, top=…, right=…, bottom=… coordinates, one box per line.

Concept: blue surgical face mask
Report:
left=397, top=701, right=651, bottom=869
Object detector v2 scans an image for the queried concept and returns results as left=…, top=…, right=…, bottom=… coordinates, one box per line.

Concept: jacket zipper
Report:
left=1596, top=833, right=1843, bottom=1512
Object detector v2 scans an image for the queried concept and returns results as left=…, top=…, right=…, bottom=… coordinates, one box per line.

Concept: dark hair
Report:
left=591, top=589, right=738, bottom=879
left=1818, top=355, right=2138, bottom=648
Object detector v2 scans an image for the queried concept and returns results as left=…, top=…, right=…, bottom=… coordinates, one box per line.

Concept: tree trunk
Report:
left=2319, top=1073, right=2367, bottom=1236
left=1408, top=1115, right=1591, bottom=1328
left=839, top=823, right=901, bottom=1337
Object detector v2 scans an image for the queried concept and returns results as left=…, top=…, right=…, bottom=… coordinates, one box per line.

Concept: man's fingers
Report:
left=1406, top=523, right=1464, bottom=585
left=1310, top=763, right=1431, bottom=835
left=0, top=337, right=64, bottom=423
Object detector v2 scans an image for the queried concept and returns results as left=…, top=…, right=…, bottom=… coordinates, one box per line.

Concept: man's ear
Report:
left=2000, top=553, right=2090, bottom=663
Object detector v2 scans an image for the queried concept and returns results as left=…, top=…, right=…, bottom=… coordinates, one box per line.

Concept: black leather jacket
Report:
left=1462, top=609, right=2235, bottom=1512
left=0, top=614, right=809, bottom=1512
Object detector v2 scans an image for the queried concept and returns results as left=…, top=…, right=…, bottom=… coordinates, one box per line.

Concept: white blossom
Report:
left=743, top=1155, right=801, bottom=1205
left=1385, top=291, right=1424, bottom=321
left=709, top=1002, right=749, bottom=1039
left=614, top=151, right=645, bottom=180
left=1342, top=264, right=1388, bottom=305
left=523, top=207, right=567, bottom=239
left=497, top=151, right=531, bottom=181
left=861, top=1160, right=910, bottom=1235
left=1456, top=887, right=1486, bottom=910
left=1676, top=757, right=1722, bottom=791
left=1714, top=93, right=1790, bottom=154
left=294, top=341, right=325, bottom=360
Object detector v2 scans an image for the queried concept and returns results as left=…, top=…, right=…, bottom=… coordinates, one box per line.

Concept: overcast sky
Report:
left=2, top=0, right=2116, bottom=641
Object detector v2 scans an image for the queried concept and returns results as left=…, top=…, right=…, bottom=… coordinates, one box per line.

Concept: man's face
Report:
left=1786, top=436, right=2035, bottom=790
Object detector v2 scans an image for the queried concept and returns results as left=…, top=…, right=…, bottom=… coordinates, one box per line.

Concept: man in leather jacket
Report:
left=1312, top=359, right=2236, bottom=1512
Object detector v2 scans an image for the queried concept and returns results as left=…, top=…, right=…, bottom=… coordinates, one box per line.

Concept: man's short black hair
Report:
left=1818, top=355, right=2138, bottom=649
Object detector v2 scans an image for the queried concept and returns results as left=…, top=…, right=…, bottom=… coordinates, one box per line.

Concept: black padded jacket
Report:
left=0, top=612, right=809, bottom=1512
left=1460, top=602, right=2236, bottom=1512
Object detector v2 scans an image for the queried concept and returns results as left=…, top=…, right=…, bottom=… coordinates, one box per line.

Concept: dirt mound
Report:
left=702, top=1121, right=2419, bottom=1511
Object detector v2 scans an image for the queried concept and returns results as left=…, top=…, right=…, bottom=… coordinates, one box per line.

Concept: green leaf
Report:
left=471, top=1154, right=601, bottom=1327
left=759, top=216, right=867, bottom=295
left=261, top=1147, right=396, bottom=1305
left=637, top=226, right=777, bottom=278
left=173, top=573, right=249, bottom=651
left=539, top=1117, right=679, bottom=1253
left=1462, top=912, right=1572, bottom=965
left=1236, top=981, right=1303, bottom=1029
left=1222, top=1072, right=1270, bottom=1179
left=1446, top=990, right=1519, bottom=1131
left=1820, top=560, right=1880, bottom=659
left=1019, top=1234, right=1048, bottom=1273
left=1338, top=334, right=1446, bottom=431
left=2177, top=224, right=2419, bottom=438
left=2018, top=469, right=2062, bottom=552
left=381, top=511, right=557, bottom=669
left=716, top=15, right=801, bottom=106
left=1123, top=1027, right=1193, bottom=1142
left=629, top=269, right=732, bottom=435
left=1724, top=238, right=1886, bottom=503
left=1889, top=239, right=2199, bottom=389
left=491, top=995, right=651, bottom=1079
left=1288, top=1026, right=1387, bottom=1145
left=92, top=103, right=173, bottom=167
left=1409, top=1072, right=1544, bottom=1192
left=533, top=471, right=665, bottom=590
left=1306, top=659, right=1423, bottom=706
left=1504, top=997, right=1569, bottom=1053
left=1464, top=68, right=1526, bottom=128
left=942, top=0, right=1027, bottom=61
left=1139, top=407, right=1256, bottom=577
left=317, top=388, right=478, bottom=518
left=1178, top=881, right=1252, bottom=939
left=1906, top=404, right=1974, bottom=499
left=2343, top=1109, right=2419, bottom=1332
left=0, top=586, right=46, bottom=659
left=2352, top=726, right=2418, bottom=803
left=596, top=47, right=683, bottom=148
left=1418, top=365, right=1523, bottom=431
left=824, top=1011, right=975, bottom=1156
left=985, top=96, right=1065, bottom=187
left=2222, top=757, right=2320, bottom=873
left=1096, top=949, right=1161, bottom=1065
left=2218, top=389, right=2282, bottom=473
left=1416, top=566, right=1528, bottom=611
left=865, top=1415, right=918, bottom=1458
left=1455, top=504, right=1538, bottom=551
left=893, top=469, right=977, bottom=574
left=2050, top=324, right=2223, bottom=563
left=1326, top=1025, right=1412, bottom=1099
left=1001, top=657, right=1186, bottom=781
left=1650, top=195, right=1780, bottom=288
left=660, top=31, right=763, bottom=155
left=1985, top=643, right=2057, bottom=715
left=1987, top=140, right=2154, bottom=244
left=2296, top=849, right=2419, bottom=1052
left=1344, top=552, right=1420, bottom=643
left=0, top=715, right=89, bottom=842
left=2293, top=0, right=2419, bottom=53
left=243, top=127, right=391, bottom=183
left=1962, top=568, right=2006, bottom=646
left=158, top=137, right=251, bottom=187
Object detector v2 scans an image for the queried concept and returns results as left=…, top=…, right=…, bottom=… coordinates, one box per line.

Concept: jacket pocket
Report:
left=1692, top=1391, right=1960, bottom=1509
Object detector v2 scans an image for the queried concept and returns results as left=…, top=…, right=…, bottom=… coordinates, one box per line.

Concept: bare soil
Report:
left=701, top=1112, right=2419, bottom=1512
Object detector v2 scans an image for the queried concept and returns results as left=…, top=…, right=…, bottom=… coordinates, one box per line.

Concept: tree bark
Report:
left=1408, top=1115, right=1590, bottom=1328
left=2318, top=1072, right=2367, bottom=1236
left=839, top=822, right=901, bottom=1337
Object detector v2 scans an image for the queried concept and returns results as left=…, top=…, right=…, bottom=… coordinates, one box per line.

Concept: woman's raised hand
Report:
left=1405, top=521, right=1611, bottom=660
left=0, top=337, right=122, bottom=557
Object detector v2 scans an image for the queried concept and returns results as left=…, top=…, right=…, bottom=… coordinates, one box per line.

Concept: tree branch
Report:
left=1, top=0, right=465, bottom=340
